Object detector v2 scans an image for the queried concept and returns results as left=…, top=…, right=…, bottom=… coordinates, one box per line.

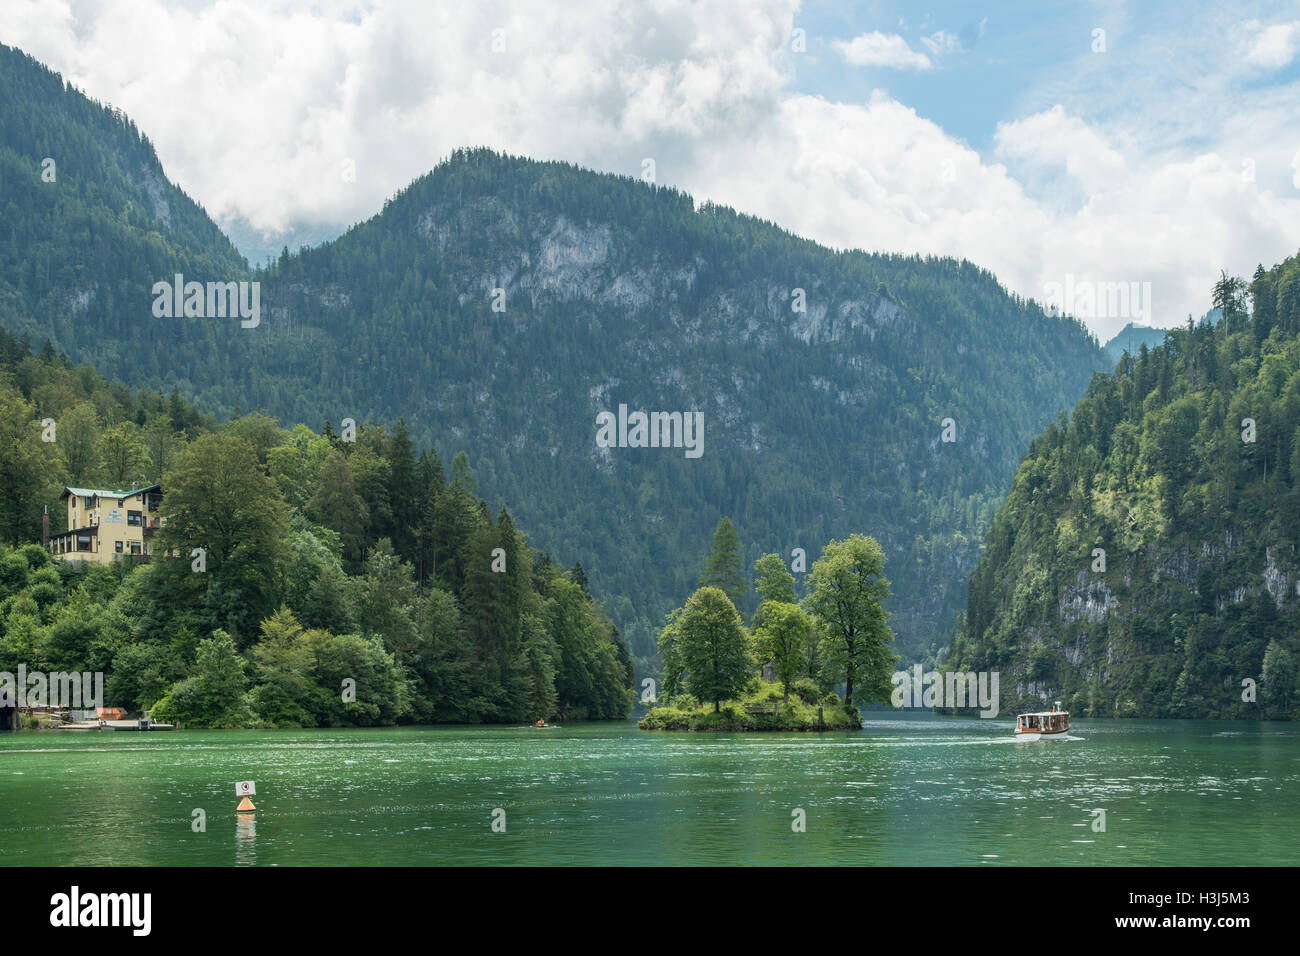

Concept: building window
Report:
left=115, top=541, right=123, bottom=553
left=128, top=511, right=142, bottom=526
left=84, top=496, right=94, bottom=509
left=129, top=542, right=142, bottom=555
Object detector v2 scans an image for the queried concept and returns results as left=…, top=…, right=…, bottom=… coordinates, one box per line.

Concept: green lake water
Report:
left=1, top=716, right=1296, bottom=866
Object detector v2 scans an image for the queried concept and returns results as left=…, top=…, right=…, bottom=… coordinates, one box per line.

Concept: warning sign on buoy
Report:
left=236, top=781, right=256, bottom=813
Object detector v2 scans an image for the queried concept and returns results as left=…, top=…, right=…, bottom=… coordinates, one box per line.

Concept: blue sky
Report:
left=2, top=0, right=1298, bottom=338
left=793, top=0, right=1300, bottom=189
left=797, top=0, right=1044, bottom=147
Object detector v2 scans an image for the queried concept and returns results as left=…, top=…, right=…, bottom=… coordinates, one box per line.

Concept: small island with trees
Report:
left=639, top=520, right=897, bottom=732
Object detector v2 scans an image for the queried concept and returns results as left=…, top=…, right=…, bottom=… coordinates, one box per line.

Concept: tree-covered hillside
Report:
left=237, top=149, right=1109, bottom=672
left=0, top=44, right=247, bottom=345
left=949, top=255, right=1300, bottom=719
left=0, top=327, right=633, bottom=726
left=0, top=46, right=1110, bottom=677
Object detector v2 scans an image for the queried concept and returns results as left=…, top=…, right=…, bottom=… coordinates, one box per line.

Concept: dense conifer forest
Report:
left=0, top=44, right=1112, bottom=678
left=0, top=326, right=633, bottom=726
left=949, top=255, right=1300, bottom=718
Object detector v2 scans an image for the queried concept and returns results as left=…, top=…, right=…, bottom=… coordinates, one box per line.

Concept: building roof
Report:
left=61, top=484, right=161, bottom=499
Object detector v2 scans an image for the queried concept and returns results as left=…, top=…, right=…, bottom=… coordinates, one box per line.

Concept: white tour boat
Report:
left=1015, top=701, right=1070, bottom=739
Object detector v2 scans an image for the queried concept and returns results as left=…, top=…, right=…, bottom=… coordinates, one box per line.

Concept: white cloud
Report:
left=689, top=94, right=1300, bottom=338
left=919, top=30, right=962, bottom=57
left=995, top=105, right=1126, bottom=195
left=834, top=32, right=931, bottom=70
left=1243, top=19, right=1300, bottom=69
left=1, top=0, right=1299, bottom=340
left=0, top=0, right=794, bottom=237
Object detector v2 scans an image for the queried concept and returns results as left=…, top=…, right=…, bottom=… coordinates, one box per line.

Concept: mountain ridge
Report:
left=0, top=47, right=1111, bottom=676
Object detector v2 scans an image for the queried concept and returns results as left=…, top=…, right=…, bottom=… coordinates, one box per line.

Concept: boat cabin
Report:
left=1015, top=702, right=1070, bottom=735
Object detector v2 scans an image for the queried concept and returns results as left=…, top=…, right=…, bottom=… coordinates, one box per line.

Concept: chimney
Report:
left=42, top=506, right=49, bottom=547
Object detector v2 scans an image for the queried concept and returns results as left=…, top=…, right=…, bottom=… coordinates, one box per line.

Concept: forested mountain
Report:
left=0, top=44, right=247, bottom=340
left=948, top=255, right=1300, bottom=719
left=0, top=46, right=1110, bottom=676
left=0, top=326, right=633, bottom=725
left=1104, top=323, right=1167, bottom=364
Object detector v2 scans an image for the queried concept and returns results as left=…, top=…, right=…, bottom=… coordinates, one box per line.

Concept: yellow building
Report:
left=48, top=485, right=163, bottom=564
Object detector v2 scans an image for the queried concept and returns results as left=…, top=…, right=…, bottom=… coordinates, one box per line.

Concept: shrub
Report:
left=791, top=677, right=820, bottom=705
left=0, top=551, right=30, bottom=597
left=692, top=706, right=744, bottom=731
left=18, top=543, right=51, bottom=571
left=638, top=706, right=693, bottom=730
left=837, top=705, right=862, bottom=729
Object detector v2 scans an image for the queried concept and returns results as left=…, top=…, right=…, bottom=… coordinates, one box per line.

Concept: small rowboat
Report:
left=1015, top=702, right=1069, bottom=739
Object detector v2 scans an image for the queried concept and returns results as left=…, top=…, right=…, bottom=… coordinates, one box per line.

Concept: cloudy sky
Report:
left=4, top=0, right=1300, bottom=339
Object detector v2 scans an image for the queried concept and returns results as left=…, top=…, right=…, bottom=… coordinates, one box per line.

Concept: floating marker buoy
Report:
left=236, top=796, right=256, bottom=813
left=235, top=780, right=257, bottom=813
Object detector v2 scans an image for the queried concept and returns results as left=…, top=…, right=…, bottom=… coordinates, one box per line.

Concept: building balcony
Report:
left=48, top=525, right=98, bottom=557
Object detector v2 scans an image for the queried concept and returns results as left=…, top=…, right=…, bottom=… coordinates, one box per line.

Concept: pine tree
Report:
left=413, top=448, right=446, bottom=584
left=307, top=450, right=369, bottom=570
left=699, top=517, right=746, bottom=607
left=568, top=562, right=590, bottom=595
left=386, top=419, right=420, bottom=562
left=451, top=451, right=477, bottom=496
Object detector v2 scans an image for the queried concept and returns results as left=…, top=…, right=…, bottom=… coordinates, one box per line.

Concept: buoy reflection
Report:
left=235, top=812, right=256, bottom=866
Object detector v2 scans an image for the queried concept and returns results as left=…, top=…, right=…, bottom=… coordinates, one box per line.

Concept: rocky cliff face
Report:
left=0, top=84, right=1108, bottom=674
left=246, top=151, right=1106, bottom=671
left=987, top=537, right=1300, bottom=717
left=950, top=252, right=1300, bottom=718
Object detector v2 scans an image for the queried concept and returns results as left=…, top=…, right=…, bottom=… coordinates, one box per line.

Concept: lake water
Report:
left=2, top=716, right=1296, bottom=866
